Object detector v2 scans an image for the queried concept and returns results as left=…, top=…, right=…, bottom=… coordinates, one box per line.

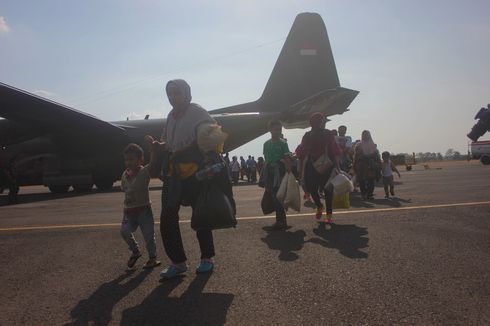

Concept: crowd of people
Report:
left=222, top=123, right=401, bottom=202
left=1, top=78, right=401, bottom=281
left=199, top=110, right=401, bottom=236
left=224, top=154, right=262, bottom=185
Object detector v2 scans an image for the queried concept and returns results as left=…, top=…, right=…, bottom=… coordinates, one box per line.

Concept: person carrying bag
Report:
left=147, top=79, right=236, bottom=280
left=297, top=112, right=342, bottom=224
left=259, top=120, right=292, bottom=230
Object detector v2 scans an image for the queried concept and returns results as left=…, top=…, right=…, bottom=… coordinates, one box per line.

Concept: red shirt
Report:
left=300, top=129, right=341, bottom=161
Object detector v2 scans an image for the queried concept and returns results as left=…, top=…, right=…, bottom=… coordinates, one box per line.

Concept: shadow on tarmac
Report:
left=309, top=223, right=369, bottom=259
left=120, top=273, right=234, bottom=325
left=349, top=192, right=412, bottom=208
left=261, top=227, right=307, bottom=261
left=64, top=269, right=152, bottom=326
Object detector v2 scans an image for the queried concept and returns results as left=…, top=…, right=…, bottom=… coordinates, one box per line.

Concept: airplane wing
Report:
left=0, top=82, right=127, bottom=139
left=280, top=86, right=359, bottom=129
left=209, top=86, right=358, bottom=129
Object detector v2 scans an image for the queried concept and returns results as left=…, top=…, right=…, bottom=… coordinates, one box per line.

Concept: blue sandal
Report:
left=196, top=260, right=214, bottom=273
left=159, top=264, right=188, bottom=280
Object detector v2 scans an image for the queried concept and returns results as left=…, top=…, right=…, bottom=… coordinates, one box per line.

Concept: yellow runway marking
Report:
left=1, top=200, right=490, bottom=232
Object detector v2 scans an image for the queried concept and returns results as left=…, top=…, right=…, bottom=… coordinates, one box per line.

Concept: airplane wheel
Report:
left=95, top=181, right=114, bottom=191
left=73, top=184, right=94, bottom=192
left=481, top=156, right=490, bottom=165
left=48, top=185, right=70, bottom=194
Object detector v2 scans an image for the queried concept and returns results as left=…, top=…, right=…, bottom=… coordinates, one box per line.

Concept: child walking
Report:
left=381, top=151, right=401, bottom=198
left=120, top=143, right=160, bottom=269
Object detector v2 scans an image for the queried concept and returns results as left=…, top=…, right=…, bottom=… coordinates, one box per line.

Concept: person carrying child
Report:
left=381, top=151, right=401, bottom=198
left=120, top=143, right=161, bottom=270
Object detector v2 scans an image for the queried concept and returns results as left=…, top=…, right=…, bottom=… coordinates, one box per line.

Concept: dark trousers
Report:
left=8, top=185, right=19, bottom=204
left=161, top=177, right=215, bottom=264
left=359, top=178, right=375, bottom=197
left=304, top=162, right=334, bottom=214
left=272, top=188, right=287, bottom=222
left=250, top=168, right=257, bottom=182
left=231, top=171, right=239, bottom=185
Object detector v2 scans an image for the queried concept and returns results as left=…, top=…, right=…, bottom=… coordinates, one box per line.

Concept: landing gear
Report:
left=481, top=155, right=490, bottom=165
left=73, top=184, right=94, bottom=192
left=95, top=180, right=114, bottom=191
left=48, top=185, right=70, bottom=194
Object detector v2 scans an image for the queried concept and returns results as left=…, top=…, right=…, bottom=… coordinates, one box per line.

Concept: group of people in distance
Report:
left=225, top=154, right=262, bottom=185
left=329, top=127, right=401, bottom=201
left=118, top=79, right=402, bottom=280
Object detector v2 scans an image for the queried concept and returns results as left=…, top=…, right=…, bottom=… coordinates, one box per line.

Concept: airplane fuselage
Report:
left=0, top=113, right=271, bottom=191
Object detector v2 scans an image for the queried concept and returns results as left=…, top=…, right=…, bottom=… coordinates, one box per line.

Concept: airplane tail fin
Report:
left=260, top=12, right=340, bottom=110
left=210, top=12, right=358, bottom=128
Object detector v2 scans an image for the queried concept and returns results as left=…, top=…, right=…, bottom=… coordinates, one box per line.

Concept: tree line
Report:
left=394, top=149, right=468, bottom=163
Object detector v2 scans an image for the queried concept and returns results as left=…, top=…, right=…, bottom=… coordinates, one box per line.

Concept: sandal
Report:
left=159, top=264, right=188, bottom=280
left=127, top=252, right=142, bottom=269
left=196, top=259, right=214, bottom=273
left=143, top=257, right=161, bottom=269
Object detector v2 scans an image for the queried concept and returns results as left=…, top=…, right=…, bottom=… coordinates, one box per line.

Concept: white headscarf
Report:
left=163, top=79, right=215, bottom=152
left=360, top=130, right=377, bottom=155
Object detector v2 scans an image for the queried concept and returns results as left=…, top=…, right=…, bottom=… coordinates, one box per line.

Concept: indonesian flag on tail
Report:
left=300, top=43, right=317, bottom=56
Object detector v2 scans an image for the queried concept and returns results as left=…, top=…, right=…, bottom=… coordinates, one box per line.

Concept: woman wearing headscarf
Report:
left=353, top=130, right=381, bottom=200
left=147, top=79, right=235, bottom=279
left=298, top=112, right=341, bottom=223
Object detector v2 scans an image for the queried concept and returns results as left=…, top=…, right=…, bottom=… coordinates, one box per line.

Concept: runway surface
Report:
left=0, top=161, right=489, bottom=325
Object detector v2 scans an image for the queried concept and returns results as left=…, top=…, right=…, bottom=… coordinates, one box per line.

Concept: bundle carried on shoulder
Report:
left=197, top=123, right=228, bottom=153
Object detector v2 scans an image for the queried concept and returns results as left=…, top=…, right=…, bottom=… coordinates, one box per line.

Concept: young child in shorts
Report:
left=381, top=151, right=401, bottom=198
left=120, top=143, right=160, bottom=269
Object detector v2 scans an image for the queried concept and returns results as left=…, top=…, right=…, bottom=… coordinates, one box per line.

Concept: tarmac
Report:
left=0, top=161, right=489, bottom=325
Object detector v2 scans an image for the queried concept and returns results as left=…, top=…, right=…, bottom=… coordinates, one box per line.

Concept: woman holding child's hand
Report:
left=148, top=79, right=225, bottom=280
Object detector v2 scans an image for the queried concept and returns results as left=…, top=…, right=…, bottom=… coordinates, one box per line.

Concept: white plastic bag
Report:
left=324, top=168, right=337, bottom=192
left=276, top=174, right=288, bottom=204
left=284, top=173, right=301, bottom=212
left=330, top=172, right=354, bottom=195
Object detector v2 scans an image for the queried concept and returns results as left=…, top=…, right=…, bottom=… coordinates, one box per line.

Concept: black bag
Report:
left=191, top=181, right=237, bottom=231
left=261, top=190, right=276, bottom=215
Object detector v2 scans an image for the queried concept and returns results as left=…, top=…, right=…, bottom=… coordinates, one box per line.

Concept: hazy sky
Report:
left=1, top=0, right=489, bottom=157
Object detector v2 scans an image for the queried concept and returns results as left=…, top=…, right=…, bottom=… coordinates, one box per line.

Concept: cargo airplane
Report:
left=0, top=12, right=358, bottom=193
